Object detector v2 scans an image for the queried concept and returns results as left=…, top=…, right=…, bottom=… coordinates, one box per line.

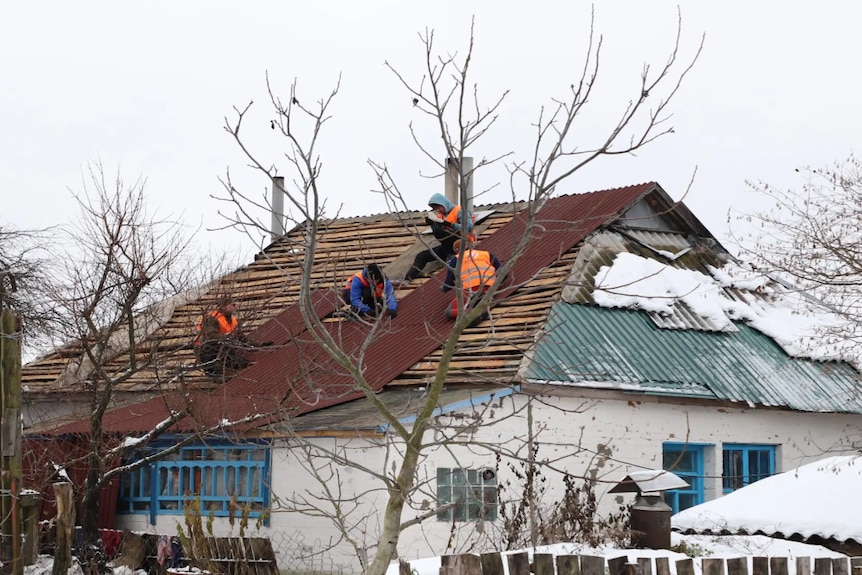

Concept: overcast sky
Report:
left=4, top=1, right=860, bottom=261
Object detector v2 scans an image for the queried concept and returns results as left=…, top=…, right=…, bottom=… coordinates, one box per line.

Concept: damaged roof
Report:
left=24, top=180, right=862, bottom=436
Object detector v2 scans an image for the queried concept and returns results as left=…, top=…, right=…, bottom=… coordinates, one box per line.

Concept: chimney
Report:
left=271, top=176, right=286, bottom=241
left=444, top=157, right=474, bottom=213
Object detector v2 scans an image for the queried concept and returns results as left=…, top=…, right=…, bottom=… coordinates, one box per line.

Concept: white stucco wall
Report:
left=113, top=391, right=862, bottom=573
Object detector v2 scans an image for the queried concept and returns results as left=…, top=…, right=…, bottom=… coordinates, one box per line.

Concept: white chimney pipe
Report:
left=444, top=157, right=474, bottom=212
left=271, top=176, right=286, bottom=241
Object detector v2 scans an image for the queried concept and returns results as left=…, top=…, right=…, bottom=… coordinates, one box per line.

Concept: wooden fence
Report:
left=425, top=553, right=862, bottom=575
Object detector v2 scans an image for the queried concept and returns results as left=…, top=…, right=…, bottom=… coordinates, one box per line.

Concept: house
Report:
left=22, top=182, right=862, bottom=572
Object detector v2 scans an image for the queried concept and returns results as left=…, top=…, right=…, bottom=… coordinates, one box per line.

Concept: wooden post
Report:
left=52, top=482, right=76, bottom=575
left=608, top=556, right=630, bottom=575
left=1, top=307, right=23, bottom=575
left=797, top=558, right=812, bottom=575
left=833, top=558, right=849, bottom=575
left=19, top=491, right=40, bottom=566
left=638, top=557, right=653, bottom=575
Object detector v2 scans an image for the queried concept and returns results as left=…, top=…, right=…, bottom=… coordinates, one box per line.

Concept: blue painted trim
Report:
left=376, top=386, right=519, bottom=432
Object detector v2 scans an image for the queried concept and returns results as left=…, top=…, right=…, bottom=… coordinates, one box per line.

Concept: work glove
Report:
left=426, top=211, right=444, bottom=224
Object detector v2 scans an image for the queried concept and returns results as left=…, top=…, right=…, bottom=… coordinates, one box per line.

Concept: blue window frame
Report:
left=722, top=444, right=775, bottom=493
left=118, top=439, right=271, bottom=525
left=662, top=442, right=706, bottom=514
left=436, top=468, right=498, bottom=522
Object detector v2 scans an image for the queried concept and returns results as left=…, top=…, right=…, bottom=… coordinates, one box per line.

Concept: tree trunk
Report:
left=79, top=443, right=106, bottom=574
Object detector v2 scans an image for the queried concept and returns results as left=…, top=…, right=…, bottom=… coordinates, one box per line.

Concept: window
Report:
left=662, top=443, right=706, bottom=514
left=118, top=440, right=271, bottom=524
left=436, top=467, right=498, bottom=522
left=722, top=444, right=775, bottom=493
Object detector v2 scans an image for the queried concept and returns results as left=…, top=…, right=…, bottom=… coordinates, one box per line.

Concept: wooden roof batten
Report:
left=29, top=183, right=660, bottom=435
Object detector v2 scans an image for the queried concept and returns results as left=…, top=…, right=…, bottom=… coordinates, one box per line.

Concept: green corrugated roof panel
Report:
left=525, top=304, right=862, bottom=414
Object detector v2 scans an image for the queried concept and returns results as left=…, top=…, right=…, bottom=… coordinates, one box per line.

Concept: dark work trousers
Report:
left=405, top=238, right=456, bottom=281
left=197, top=340, right=250, bottom=378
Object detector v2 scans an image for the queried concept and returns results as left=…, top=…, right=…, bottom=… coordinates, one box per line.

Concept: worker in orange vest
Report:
left=441, top=239, right=502, bottom=321
left=399, top=193, right=476, bottom=284
left=341, top=264, right=398, bottom=319
left=195, top=295, right=268, bottom=379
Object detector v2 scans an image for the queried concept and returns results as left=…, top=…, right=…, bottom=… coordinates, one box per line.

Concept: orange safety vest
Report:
left=195, top=310, right=238, bottom=345
left=444, top=205, right=477, bottom=242
left=347, top=271, right=384, bottom=298
left=459, top=250, right=496, bottom=290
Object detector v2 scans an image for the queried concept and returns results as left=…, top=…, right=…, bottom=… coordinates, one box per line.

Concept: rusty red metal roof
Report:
left=45, top=183, right=657, bottom=435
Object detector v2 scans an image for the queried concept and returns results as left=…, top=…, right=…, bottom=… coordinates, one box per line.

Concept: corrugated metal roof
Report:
left=525, top=304, right=862, bottom=413
left=45, top=183, right=657, bottom=435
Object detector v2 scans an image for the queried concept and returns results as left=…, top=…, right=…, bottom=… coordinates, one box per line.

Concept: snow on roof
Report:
left=672, top=456, right=862, bottom=543
left=593, top=253, right=857, bottom=364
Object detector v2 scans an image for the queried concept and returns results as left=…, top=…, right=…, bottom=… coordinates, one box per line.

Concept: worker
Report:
left=195, top=295, right=268, bottom=380
left=441, top=239, right=502, bottom=321
left=399, top=193, right=475, bottom=284
left=342, top=263, right=398, bottom=319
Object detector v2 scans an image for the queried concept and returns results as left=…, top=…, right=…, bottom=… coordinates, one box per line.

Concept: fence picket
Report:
left=676, top=558, right=695, bottom=575
left=480, top=551, right=505, bottom=575
left=581, top=555, right=606, bottom=575
left=507, top=551, right=530, bottom=575
left=728, top=557, right=750, bottom=575
left=703, top=557, right=726, bottom=575
left=534, top=553, right=555, bottom=575
left=815, top=557, right=833, bottom=575
left=557, top=555, right=581, bottom=575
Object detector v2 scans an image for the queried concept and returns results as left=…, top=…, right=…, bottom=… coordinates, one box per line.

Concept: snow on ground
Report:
left=386, top=533, right=847, bottom=575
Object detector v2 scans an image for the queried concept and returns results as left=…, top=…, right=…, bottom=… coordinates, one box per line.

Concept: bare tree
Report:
left=219, top=16, right=701, bottom=575
left=41, top=162, right=212, bottom=572
left=0, top=224, right=58, bottom=353
left=732, top=153, right=862, bottom=347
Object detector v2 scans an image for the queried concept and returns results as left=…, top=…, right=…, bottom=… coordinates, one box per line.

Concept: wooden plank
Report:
left=728, top=557, right=749, bottom=575
left=534, top=553, right=555, bottom=575
left=507, top=552, right=531, bottom=575
left=581, top=555, right=607, bottom=575
left=703, top=558, right=726, bottom=575
left=771, top=557, right=789, bottom=575
left=557, top=555, right=581, bottom=575
left=833, top=559, right=849, bottom=575
left=797, top=558, right=811, bottom=575
left=815, top=558, right=833, bottom=575
left=753, top=557, right=769, bottom=575
left=608, top=556, right=630, bottom=575
left=676, top=559, right=696, bottom=575
left=450, top=554, right=482, bottom=575
left=655, top=557, right=671, bottom=575
left=480, top=552, right=506, bottom=575
left=638, top=557, right=653, bottom=575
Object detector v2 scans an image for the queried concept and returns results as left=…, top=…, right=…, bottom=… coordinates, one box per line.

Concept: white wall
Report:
left=113, top=391, right=862, bottom=573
